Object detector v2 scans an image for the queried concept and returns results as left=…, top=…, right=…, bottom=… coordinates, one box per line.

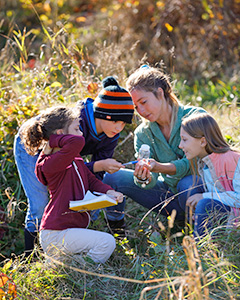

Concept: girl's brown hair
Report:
left=20, top=106, right=78, bottom=155
left=126, top=66, right=180, bottom=129
left=181, top=112, right=231, bottom=154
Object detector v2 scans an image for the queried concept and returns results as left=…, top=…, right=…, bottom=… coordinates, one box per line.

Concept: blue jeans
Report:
left=14, top=134, right=48, bottom=232
left=103, top=169, right=203, bottom=221
left=14, top=134, right=122, bottom=230
left=194, top=198, right=231, bottom=237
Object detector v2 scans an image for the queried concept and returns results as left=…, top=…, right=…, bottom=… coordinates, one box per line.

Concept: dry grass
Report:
left=2, top=208, right=239, bottom=299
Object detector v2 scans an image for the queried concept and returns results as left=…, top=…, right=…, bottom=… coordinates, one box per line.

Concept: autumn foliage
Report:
left=0, top=273, right=17, bottom=299
left=0, top=0, right=239, bottom=81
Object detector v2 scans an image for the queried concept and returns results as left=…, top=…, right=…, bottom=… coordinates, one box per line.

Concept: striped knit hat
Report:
left=93, top=76, right=134, bottom=124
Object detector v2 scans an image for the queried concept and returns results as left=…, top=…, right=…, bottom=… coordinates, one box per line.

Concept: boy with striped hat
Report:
left=79, top=76, right=134, bottom=231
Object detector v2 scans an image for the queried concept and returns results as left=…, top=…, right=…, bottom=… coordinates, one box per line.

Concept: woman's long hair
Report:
left=20, top=106, right=78, bottom=155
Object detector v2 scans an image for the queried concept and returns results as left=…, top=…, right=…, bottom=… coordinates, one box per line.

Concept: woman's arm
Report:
left=148, top=160, right=176, bottom=175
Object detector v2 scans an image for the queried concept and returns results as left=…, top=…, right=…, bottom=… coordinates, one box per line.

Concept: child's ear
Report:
left=200, top=137, right=207, bottom=147
left=56, top=129, right=64, bottom=135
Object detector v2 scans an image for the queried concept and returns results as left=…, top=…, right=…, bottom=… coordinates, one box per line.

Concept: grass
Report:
left=1, top=201, right=240, bottom=299
left=0, top=21, right=240, bottom=300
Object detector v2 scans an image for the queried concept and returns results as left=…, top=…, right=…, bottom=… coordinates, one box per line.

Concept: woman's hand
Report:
left=106, top=190, right=124, bottom=203
left=134, top=159, right=152, bottom=182
left=93, top=158, right=123, bottom=174
left=148, top=159, right=158, bottom=172
left=186, top=193, right=203, bottom=209
left=147, top=159, right=176, bottom=175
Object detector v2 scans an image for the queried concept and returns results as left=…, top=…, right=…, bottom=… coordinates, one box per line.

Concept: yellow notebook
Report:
left=69, top=191, right=117, bottom=211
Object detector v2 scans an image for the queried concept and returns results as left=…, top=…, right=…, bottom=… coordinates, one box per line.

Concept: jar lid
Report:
left=140, top=144, right=150, bottom=151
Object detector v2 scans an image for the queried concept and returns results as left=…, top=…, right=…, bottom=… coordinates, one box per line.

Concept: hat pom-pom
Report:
left=102, top=76, right=119, bottom=88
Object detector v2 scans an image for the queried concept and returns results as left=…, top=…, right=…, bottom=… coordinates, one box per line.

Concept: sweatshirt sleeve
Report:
left=40, top=134, right=85, bottom=173
left=171, top=157, right=190, bottom=178
left=203, top=161, right=240, bottom=208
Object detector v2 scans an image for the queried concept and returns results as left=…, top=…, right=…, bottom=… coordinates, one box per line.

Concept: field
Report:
left=0, top=1, right=240, bottom=299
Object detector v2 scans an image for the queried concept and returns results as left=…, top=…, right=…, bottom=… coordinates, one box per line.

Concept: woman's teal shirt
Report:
left=134, top=104, right=206, bottom=193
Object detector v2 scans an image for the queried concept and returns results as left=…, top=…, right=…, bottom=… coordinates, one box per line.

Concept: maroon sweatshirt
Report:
left=35, top=134, right=113, bottom=231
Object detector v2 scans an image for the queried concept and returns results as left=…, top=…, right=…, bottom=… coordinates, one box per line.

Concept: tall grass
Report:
left=0, top=25, right=240, bottom=299
left=1, top=204, right=239, bottom=299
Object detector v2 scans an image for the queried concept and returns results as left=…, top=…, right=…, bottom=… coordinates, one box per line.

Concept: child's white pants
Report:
left=40, top=228, right=116, bottom=263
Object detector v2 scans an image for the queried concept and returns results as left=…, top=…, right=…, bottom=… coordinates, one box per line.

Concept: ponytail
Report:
left=20, top=106, right=79, bottom=155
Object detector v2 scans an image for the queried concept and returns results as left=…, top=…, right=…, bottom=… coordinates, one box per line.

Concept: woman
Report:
left=103, top=65, right=206, bottom=221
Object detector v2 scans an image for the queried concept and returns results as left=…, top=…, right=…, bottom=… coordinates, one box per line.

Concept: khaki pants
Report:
left=40, top=228, right=116, bottom=264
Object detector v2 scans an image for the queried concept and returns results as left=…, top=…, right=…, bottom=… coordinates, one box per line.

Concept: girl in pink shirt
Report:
left=179, top=113, right=240, bottom=238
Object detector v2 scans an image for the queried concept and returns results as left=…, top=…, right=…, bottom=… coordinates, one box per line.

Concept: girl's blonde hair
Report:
left=20, top=106, right=79, bottom=155
left=126, top=66, right=180, bottom=129
left=181, top=112, right=230, bottom=154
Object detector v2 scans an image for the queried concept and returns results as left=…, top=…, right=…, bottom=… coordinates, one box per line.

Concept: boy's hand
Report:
left=95, top=158, right=123, bottom=174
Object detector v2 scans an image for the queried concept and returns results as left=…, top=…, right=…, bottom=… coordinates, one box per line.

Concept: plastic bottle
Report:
left=138, top=144, right=150, bottom=161
left=137, top=144, right=150, bottom=187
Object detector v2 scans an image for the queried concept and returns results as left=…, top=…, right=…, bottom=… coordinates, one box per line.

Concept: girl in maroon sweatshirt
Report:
left=21, top=105, right=123, bottom=264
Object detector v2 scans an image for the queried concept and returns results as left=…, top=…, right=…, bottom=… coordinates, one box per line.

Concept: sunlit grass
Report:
left=1, top=205, right=239, bottom=299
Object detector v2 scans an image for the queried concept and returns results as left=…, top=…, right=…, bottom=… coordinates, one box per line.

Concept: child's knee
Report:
left=91, top=233, right=116, bottom=263
left=195, top=198, right=211, bottom=214
left=104, top=233, right=116, bottom=252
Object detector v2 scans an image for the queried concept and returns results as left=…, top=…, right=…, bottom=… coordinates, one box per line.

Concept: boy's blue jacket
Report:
left=79, top=98, right=119, bottom=180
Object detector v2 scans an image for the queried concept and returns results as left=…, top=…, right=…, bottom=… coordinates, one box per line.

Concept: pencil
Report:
left=122, top=160, right=138, bottom=166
